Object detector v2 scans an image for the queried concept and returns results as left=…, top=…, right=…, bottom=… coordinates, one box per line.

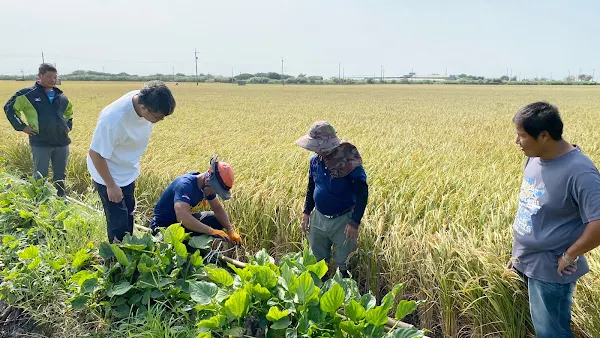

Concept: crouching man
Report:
left=150, top=156, right=242, bottom=245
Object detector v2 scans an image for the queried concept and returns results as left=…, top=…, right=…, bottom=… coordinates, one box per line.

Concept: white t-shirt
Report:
left=86, top=90, right=153, bottom=187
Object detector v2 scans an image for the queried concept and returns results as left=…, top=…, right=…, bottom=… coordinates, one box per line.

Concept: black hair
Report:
left=512, top=101, right=563, bottom=140
left=138, top=80, right=176, bottom=116
left=39, top=63, right=57, bottom=74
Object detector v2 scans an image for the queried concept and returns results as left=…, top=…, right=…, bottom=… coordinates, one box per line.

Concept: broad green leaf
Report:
left=54, top=210, right=68, bottom=221
left=388, top=328, right=425, bottom=338
left=206, top=266, right=233, bottom=286
left=198, top=315, right=225, bottom=329
left=2, top=235, right=15, bottom=244
left=224, top=289, right=250, bottom=319
left=345, top=299, right=366, bottom=322
left=253, top=284, right=272, bottom=301
left=49, top=258, right=67, bottom=271
left=27, top=257, right=41, bottom=270
left=360, top=293, right=377, bottom=310
left=215, top=287, right=230, bottom=303
left=365, top=306, right=389, bottom=327
left=381, top=284, right=404, bottom=311
left=281, top=264, right=297, bottom=292
left=196, top=333, right=211, bottom=338
left=266, top=306, right=289, bottom=321
left=114, top=304, right=131, bottom=318
left=173, top=241, right=188, bottom=259
left=296, top=272, right=315, bottom=304
left=228, top=263, right=251, bottom=281
left=69, top=295, right=90, bottom=310
left=189, top=235, right=213, bottom=249
left=189, top=281, right=218, bottom=305
left=190, top=250, right=204, bottom=267
left=111, top=281, right=132, bottom=296
left=82, top=278, right=98, bottom=293
left=19, top=210, right=34, bottom=219
left=340, top=321, right=365, bottom=335
left=71, top=270, right=96, bottom=286
left=320, top=283, right=344, bottom=313
left=249, top=265, right=278, bottom=289
left=164, top=223, right=186, bottom=244
left=306, top=260, right=328, bottom=279
left=98, top=242, right=114, bottom=259
left=110, top=244, right=129, bottom=266
left=395, top=300, right=418, bottom=321
left=18, top=245, right=39, bottom=260
left=255, top=248, right=275, bottom=266
left=71, top=249, right=90, bottom=269
left=271, top=316, right=291, bottom=330
left=302, top=245, right=317, bottom=266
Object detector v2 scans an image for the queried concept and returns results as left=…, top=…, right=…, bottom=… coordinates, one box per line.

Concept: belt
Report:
left=321, top=206, right=354, bottom=219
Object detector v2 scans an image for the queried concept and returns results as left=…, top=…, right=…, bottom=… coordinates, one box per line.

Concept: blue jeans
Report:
left=527, top=276, right=576, bottom=338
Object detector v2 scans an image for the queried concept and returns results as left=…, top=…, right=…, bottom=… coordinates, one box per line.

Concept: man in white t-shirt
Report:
left=87, top=80, right=176, bottom=243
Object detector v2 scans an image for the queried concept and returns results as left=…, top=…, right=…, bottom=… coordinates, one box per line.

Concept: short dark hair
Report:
left=138, top=80, right=176, bottom=116
left=39, top=63, right=57, bottom=74
left=512, top=101, right=563, bottom=140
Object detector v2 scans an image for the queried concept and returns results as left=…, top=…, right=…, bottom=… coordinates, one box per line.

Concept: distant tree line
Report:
left=0, top=70, right=596, bottom=85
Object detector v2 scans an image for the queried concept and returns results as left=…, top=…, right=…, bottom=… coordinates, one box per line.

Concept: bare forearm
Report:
left=212, top=205, right=233, bottom=231
left=88, top=150, right=116, bottom=187
left=178, top=212, right=215, bottom=235
left=566, top=221, right=600, bottom=258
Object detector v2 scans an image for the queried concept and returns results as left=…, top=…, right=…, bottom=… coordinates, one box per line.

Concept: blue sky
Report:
left=1, top=0, right=598, bottom=79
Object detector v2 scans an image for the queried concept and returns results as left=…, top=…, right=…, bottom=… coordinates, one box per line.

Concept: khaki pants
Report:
left=308, top=209, right=357, bottom=271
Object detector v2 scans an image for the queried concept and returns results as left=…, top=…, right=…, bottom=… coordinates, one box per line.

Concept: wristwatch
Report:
left=562, top=252, right=579, bottom=265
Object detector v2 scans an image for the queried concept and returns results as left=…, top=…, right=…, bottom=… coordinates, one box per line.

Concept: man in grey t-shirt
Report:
left=510, top=102, right=600, bottom=338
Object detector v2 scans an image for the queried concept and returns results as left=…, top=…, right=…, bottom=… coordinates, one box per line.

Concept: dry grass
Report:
left=1, top=81, right=600, bottom=337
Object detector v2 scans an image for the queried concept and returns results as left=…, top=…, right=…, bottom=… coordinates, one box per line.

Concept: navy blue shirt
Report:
left=305, top=155, right=368, bottom=226
left=153, top=172, right=216, bottom=227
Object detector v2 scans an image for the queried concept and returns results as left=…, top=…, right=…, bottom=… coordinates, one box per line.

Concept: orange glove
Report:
left=227, top=229, right=242, bottom=245
left=208, top=229, right=230, bottom=241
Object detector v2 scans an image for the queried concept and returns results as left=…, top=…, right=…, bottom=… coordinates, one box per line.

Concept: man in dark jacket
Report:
left=3, top=63, right=73, bottom=196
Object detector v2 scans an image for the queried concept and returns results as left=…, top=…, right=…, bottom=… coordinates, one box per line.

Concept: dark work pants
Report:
left=94, top=180, right=136, bottom=243
left=31, top=145, right=69, bottom=196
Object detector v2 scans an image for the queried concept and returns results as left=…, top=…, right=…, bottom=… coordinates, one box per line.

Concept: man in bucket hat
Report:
left=296, top=121, right=369, bottom=278
left=150, top=156, right=242, bottom=244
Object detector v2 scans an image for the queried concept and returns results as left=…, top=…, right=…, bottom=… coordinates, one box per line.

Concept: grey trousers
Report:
left=31, top=145, right=69, bottom=196
left=308, top=209, right=357, bottom=271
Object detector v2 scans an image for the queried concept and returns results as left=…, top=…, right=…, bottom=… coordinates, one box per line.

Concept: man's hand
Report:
left=301, top=213, right=310, bottom=233
left=107, top=185, right=123, bottom=203
left=557, top=254, right=578, bottom=276
left=344, top=224, right=358, bottom=241
left=228, top=229, right=242, bottom=245
left=208, top=229, right=231, bottom=242
left=22, top=126, right=37, bottom=136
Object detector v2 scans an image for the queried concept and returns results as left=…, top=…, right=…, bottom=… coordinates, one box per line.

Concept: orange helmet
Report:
left=207, top=156, right=234, bottom=200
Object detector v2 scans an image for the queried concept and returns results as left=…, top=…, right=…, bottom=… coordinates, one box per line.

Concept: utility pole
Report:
left=20, top=69, right=24, bottom=81
left=338, top=62, right=341, bottom=83
left=172, top=66, right=175, bottom=82
left=381, top=65, right=384, bottom=83
left=281, top=57, right=285, bottom=86
left=195, top=49, right=199, bottom=85
left=41, top=51, right=45, bottom=63
left=231, top=68, right=234, bottom=84
left=342, top=67, right=345, bottom=80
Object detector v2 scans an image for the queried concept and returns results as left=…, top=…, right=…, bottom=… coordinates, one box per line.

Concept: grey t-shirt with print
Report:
left=512, top=147, right=600, bottom=284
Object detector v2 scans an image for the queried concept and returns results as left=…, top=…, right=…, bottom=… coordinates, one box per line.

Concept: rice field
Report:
left=1, top=81, right=600, bottom=337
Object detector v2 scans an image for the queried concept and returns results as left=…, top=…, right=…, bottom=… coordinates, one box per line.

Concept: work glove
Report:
left=208, top=228, right=230, bottom=242
left=228, top=229, right=242, bottom=245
